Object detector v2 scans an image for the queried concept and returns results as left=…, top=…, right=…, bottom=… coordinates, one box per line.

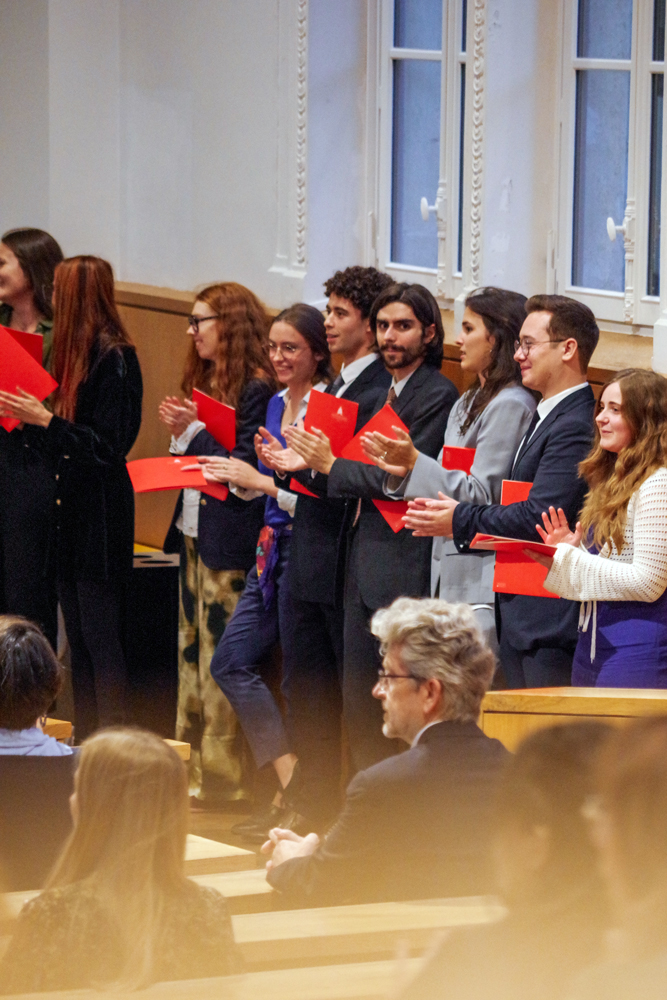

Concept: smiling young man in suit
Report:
left=404, top=295, right=599, bottom=688
left=286, top=284, right=458, bottom=771
left=246, top=267, right=393, bottom=837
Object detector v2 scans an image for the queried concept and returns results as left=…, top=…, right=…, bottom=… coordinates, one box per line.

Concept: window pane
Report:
left=391, top=59, right=440, bottom=268
left=577, top=0, right=632, bottom=59
left=572, top=70, right=629, bottom=291
left=394, top=0, right=442, bottom=50
left=457, top=63, right=466, bottom=273
left=654, top=0, right=666, bottom=62
left=462, top=0, right=468, bottom=53
left=648, top=74, right=663, bottom=297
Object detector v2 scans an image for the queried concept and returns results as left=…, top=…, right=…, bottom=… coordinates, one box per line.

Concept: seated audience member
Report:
left=0, top=615, right=72, bottom=757
left=568, top=717, right=667, bottom=1000
left=399, top=722, right=611, bottom=1000
left=0, top=616, right=75, bottom=890
left=362, top=286, right=536, bottom=653
left=531, top=369, right=667, bottom=688
left=0, top=728, right=242, bottom=993
left=262, top=598, right=509, bottom=906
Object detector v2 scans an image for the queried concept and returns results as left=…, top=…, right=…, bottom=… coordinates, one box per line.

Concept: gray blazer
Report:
left=388, top=384, right=536, bottom=603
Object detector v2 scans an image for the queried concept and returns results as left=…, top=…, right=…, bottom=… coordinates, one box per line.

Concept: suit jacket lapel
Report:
left=513, top=385, right=594, bottom=472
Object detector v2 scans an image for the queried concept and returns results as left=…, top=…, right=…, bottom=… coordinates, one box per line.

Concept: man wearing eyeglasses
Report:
left=405, top=295, right=598, bottom=689
left=260, top=598, right=508, bottom=906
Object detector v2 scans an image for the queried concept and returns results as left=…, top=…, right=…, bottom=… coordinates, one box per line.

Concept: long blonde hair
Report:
left=47, top=728, right=189, bottom=988
left=579, top=369, right=667, bottom=552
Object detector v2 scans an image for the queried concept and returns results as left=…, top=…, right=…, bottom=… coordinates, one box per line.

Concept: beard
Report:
left=379, top=338, right=427, bottom=370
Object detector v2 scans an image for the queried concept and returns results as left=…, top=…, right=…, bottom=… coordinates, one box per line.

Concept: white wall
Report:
left=0, top=0, right=50, bottom=235
left=480, top=0, right=559, bottom=297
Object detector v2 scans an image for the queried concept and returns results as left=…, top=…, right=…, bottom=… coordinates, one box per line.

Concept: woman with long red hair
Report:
left=159, top=282, right=275, bottom=807
left=0, top=256, right=143, bottom=740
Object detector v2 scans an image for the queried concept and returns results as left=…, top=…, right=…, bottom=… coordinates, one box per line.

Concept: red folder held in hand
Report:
left=127, top=457, right=229, bottom=502
left=193, top=389, right=236, bottom=451
left=4, top=326, right=44, bottom=366
left=442, top=446, right=476, bottom=474
left=488, top=480, right=558, bottom=599
left=304, top=389, right=358, bottom=458
left=341, top=405, right=410, bottom=465
left=0, top=326, right=58, bottom=432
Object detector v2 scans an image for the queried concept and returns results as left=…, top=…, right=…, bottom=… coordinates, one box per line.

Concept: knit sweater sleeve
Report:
left=544, top=468, right=667, bottom=603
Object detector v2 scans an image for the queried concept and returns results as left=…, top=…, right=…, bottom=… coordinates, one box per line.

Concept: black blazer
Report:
left=327, top=363, right=458, bottom=609
left=452, top=384, right=596, bottom=650
left=164, top=378, right=274, bottom=572
left=286, top=357, right=391, bottom=606
left=24, top=345, right=143, bottom=583
left=267, top=720, right=509, bottom=905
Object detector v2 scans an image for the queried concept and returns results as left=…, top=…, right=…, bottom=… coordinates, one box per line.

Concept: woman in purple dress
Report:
left=532, top=369, right=667, bottom=688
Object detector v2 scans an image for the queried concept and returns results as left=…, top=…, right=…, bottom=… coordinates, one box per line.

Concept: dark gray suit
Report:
left=328, top=363, right=458, bottom=770
left=267, top=720, right=509, bottom=906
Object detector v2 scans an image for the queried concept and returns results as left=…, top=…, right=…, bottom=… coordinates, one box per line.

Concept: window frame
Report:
left=555, top=0, right=665, bottom=333
left=372, top=0, right=469, bottom=302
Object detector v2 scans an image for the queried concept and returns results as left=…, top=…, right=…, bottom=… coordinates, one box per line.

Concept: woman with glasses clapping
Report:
left=160, top=283, right=275, bottom=808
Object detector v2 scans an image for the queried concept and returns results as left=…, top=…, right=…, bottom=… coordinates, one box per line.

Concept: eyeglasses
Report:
left=188, top=314, right=219, bottom=332
left=513, top=336, right=567, bottom=358
left=269, top=342, right=304, bottom=357
left=375, top=668, right=422, bottom=689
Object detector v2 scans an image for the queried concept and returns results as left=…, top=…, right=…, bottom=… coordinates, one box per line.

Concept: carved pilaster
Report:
left=623, top=197, right=636, bottom=324
left=469, top=0, right=486, bottom=289
left=294, top=0, right=308, bottom=268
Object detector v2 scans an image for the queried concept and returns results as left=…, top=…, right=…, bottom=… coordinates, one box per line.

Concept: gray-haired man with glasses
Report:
left=261, top=597, right=508, bottom=906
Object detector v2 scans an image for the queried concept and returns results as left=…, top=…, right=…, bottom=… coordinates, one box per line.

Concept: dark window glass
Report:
left=391, top=59, right=440, bottom=267
left=577, top=0, right=632, bottom=59
left=648, top=73, right=663, bottom=296
left=572, top=69, right=630, bottom=291
left=457, top=62, right=466, bottom=273
left=394, top=0, right=442, bottom=50
left=462, top=0, right=468, bottom=53
left=654, top=0, right=666, bottom=62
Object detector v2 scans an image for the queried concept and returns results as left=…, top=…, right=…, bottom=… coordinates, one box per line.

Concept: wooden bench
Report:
left=42, top=720, right=191, bottom=761
left=479, top=687, right=667, bottom=751
left=184, top=835, right=255, bottom=876
left=1, top=957, right=422, bottom=1000
left=232, top=895, right=504, bottom=969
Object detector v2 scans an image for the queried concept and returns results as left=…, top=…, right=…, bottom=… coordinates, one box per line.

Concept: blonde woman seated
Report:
left=0, top=729, right=242, bottom=993
left=532, top=369, right=667, bottom=687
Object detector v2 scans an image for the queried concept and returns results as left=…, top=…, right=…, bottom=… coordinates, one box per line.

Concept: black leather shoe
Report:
left=231, top=804, right=285, bottom=841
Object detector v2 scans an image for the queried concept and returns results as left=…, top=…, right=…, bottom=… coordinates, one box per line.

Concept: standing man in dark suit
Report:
left=250, top=267, right=392, bottom=834
left=404, top=296, right=598, bottom=688
left=261, top=598, right=509, bottom=906
left=287, top=284, right=458, bottom=770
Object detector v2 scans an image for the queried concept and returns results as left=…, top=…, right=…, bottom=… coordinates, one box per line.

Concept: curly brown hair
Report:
left=579, top=368, right=667, bottom=552
left=323, top=266, right=393, bottom=319
left=181, top=283, right=276, bottom=406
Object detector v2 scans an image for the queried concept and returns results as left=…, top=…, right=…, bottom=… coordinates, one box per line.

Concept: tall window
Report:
left=558, top=0, right=665, bottom=329
left=375, top=0, right=467, bottom=298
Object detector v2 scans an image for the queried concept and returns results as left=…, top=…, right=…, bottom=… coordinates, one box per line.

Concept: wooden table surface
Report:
left=41, top=720, right=191, bottom=762
left=2, top=957, right=422, bottom=1000
left=184, top=834, right=256, bottom=876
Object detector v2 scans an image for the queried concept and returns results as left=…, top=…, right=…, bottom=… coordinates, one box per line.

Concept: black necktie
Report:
left=329, top=372, right=344, bottom=395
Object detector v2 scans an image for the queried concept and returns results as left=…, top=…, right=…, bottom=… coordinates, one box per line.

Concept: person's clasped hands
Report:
left=360, top=426, right=419, bottom=478
left=157, top=395, right=198, bottom=437
left=260, top=827, right=320, bottom=871
left=524, top=505, right=583, bottom=570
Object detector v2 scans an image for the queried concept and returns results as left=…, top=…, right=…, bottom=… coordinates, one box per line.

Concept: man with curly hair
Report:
left=238, top=267, right=393, bottom=839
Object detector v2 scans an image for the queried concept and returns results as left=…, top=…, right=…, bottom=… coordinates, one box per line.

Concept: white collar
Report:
left=411, top=719, right=443, bottom=748
left=535, top=381, right=588, bottom=421
left=391, top=368, right=416, bottom=398
left=339, top=352, right=378, bottom=383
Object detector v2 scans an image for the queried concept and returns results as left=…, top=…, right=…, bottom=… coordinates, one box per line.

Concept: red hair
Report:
left=51, top=257, right=132, bottom=420
left=181, top=282, right=276, bottom=406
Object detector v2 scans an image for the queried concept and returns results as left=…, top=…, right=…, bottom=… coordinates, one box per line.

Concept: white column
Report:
left=652, top=14, right=667, bottom=373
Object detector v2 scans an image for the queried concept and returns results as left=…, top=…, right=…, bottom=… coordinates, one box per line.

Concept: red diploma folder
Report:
left=442, top=445, right=476, bottom=474
left=4, top=326, right=44, bottom=365
left=0, top=325, right=58, bottom=432
left=340, top=405, right=410, bottom=465
left=289, top=477, right=319, bottom=499
left=488, top=480, right=558, bottom=599
left=127, top=457, right=229, bottom=502
left=304, top=389, right=358, bottom=458
left=372, top=499, right=409, bottom=533
left=193, top=389, right=236, bottom=451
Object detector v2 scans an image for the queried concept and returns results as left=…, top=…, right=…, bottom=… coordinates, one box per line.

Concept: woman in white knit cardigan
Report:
left=529, top=368, right=667, bottom=688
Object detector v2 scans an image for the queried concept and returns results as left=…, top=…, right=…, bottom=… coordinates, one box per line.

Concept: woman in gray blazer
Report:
left=362, top=287, right=536, bottom=652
